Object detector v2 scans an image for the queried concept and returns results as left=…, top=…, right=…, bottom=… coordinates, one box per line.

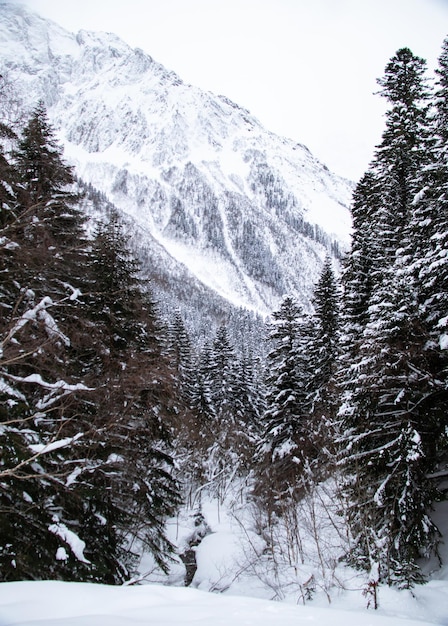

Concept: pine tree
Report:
left=0, top=107, right=102, bottom=582
left=303, top=257, right=341, bottom=479
left=190, top=341, right=216, bottom=429
left=184, top=341, right=217, bottom=488
left=426, top=37, right=448, bottom=444
left=309, top=256, right=340, bottom=406
left=15, top=101, right=74, bottom=206
left=83, top=213, right=181, bottom=576
left=337, top=47, right=439, bottom=587
left=8, top=102, right=87, bottom=298
left=339, top=171, right=381, bottom=348
left=166, top=309, right=195, bottom=407
left=208, top=324, right=244, bottom=466
left=259, top=296, right=312, bottom=495
left=404, top=36, right=448, bottom=475
left=0, top=121, right=19, bottom=227
left=413, top=38, right=448, bottom=380
left=374, top=48, right=431, bottom=228
left=209, top=324, right=237, bottom=418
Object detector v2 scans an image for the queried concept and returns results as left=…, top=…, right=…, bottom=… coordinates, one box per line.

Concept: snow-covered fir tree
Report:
left=308, top=256, right=340, bottom=415
left=0, top=105, right=99, bottom=581
left=257, top=296, right=314, bottom=501
left=337, top=47, right=441, bottom=587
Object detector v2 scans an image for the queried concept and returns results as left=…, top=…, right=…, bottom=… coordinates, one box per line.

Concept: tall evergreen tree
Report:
left=339, top=171, right=381, bottom=349
left=425, top=36, right=448, bottom=422
left=403, top=36, right=448, bottom=473
left=15, top=101, right=74, bottom=206
left=84, top=213, right=181, bottom=576
left=209, top=324, right=245, bottom=464
left=209, top=324, right=238, bottom=419
left=0, top=106, right=102, bottom=582
left=309, top=256, right=340, bottom=405
left=337, top=47, right=439, bottom=587
left=301, top=257, right=341, bottom=478
left=0, top=121, right=19, bottom=227
left=190, top=341, right=216, bottom=429
left=166, top=309, right=195, bottom=408
left=412, top=38, right=448, bottom=377
left=259, top=296, right=312, bottom=496
left=184, top=341, right=218, bottom=486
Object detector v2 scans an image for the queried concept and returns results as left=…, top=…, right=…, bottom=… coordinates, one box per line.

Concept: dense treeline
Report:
left=1, top=36, right=447, bottom=591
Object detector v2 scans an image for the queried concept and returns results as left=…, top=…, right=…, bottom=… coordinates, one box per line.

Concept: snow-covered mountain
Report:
left=0, top=2, right=353, bottom=317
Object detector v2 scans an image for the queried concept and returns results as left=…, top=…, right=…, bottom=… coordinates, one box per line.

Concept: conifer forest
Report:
left=1, top=35, right=448, bottom=602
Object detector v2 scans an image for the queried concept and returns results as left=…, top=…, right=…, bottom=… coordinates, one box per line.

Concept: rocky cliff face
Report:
left=0, top=2, right=353, bottom=317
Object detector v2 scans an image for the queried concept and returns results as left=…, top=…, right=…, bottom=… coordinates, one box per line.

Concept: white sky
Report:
left=13, top=0, right=448, bottom=181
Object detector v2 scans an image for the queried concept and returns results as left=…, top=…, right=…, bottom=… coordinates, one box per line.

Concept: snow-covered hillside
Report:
left=0, top=2, right=353, bottom=316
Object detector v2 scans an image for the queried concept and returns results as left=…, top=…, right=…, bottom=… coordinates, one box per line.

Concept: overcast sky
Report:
left=14, top=0, right=448, bottom=181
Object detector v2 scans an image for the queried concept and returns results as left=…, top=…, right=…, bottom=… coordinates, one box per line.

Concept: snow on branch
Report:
left=3, top=373, right=93, bottom=410
left=48, top=521, right=91, bottom=564
left=60, top=282, right=82, bottom=301
left=38, top=308, right=70, bottom=346
left=0, top=431, right=86, bottom=480
left=28, top=432, right=84, bottom=455
left=7, top=373, right=92, bottom=393
left=0, top=235, right=19, bottom=250
left=0, top=295, right=69, bottom=356
left=0, top=377, right=26, bottom=401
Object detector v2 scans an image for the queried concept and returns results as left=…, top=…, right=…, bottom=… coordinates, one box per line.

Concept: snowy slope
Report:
left=0, top=2, right=353, bottom=315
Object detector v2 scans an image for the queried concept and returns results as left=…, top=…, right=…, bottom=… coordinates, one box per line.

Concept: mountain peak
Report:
left=0, top=3, right=353, bottom=316
left=0, top=2, right=80, bottom=64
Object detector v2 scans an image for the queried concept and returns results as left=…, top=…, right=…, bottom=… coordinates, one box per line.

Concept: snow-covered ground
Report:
left=1, top=480, right=447, bottom=626
left=0, top=579, right=445, bottom=626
